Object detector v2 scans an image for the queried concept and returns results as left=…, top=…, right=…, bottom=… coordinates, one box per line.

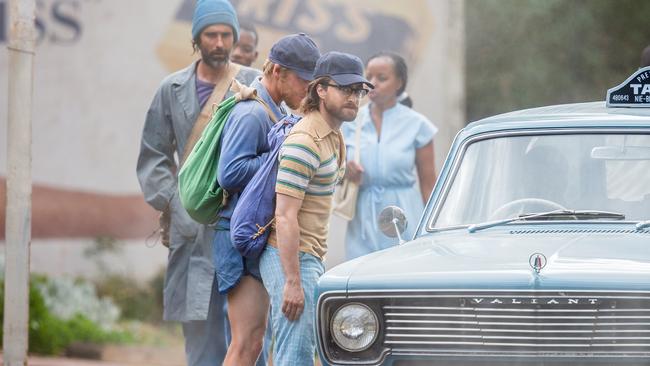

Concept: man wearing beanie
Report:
left=260, top=52, right=373, bottom=365
left=214, top=33, right=320, bottom=366
left=136, top=1, right=259, bottom=365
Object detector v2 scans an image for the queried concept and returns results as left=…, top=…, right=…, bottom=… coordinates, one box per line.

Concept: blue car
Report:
left=316, top=68, right=650, bottom=366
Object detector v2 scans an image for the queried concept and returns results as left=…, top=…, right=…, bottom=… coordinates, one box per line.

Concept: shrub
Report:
left=36, top=276, right=120, bottom=329
left=94, top=268, right=165, bottom=324
left=0, top=275, right=134, bottom=355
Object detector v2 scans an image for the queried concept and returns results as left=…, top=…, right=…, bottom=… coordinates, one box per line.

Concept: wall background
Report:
left=0, top=0, right=465, bottom=278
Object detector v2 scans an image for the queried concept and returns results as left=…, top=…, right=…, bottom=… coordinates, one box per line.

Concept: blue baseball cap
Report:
left=268, top=33, right=320, bottom=81
left=313, top=51, right=373, bottom=88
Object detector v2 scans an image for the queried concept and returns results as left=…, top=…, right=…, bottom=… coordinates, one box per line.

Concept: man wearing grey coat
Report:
left=136, top=1, right=260, bottom=365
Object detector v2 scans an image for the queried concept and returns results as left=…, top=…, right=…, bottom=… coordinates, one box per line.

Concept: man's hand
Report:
left=282, top=280, right=305, bottom=321
left=346, top=160, right=364, bottom=184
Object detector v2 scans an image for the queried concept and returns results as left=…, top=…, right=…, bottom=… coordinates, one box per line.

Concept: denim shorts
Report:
left=259, top=245, right=324, bottom=366
left=213, top=228, right=262, bottom=294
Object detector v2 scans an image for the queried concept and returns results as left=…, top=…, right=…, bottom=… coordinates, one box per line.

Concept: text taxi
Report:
left=316, top=67, right=650, bottom=366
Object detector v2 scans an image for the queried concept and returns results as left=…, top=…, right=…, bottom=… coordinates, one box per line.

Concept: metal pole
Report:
left=4, top=0, right=35, bottom=365
left=449, top=0, right=466, bottom=130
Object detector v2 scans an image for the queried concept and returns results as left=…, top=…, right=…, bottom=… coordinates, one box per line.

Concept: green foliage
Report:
left=84, top=236, right=123, bottom=273
left=65, top=314, right=134, bottom=344
left=83, top=237, right=164, bottom=324
left=0, top=275, right=134, bottom=355
left=94, top=269, right=164, bottom=324
left=466, top=0, right=650, bottom=121
left=28, top=276, right=71, bottom=354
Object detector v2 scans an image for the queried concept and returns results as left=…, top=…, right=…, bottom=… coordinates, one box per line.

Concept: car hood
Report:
left=344, top=226, right=650, bottom=292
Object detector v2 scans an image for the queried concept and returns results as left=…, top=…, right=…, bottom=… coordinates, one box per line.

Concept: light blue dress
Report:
left=341, top=103, right=437, bottom=260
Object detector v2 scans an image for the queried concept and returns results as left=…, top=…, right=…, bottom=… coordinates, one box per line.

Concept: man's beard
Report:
left=323, top=99, right=359, bottom=122
left=200, top=48, right=230, bottom=68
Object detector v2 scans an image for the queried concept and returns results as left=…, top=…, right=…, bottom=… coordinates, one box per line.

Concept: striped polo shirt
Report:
left=267, top=112, right=346, bottom=260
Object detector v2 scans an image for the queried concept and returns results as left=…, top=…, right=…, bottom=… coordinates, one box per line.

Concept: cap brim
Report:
left=294, top=69, right=315, bottom=81
left=331, top=74, right=374, bottom=88
left=268, top=56, right=315, bottom=81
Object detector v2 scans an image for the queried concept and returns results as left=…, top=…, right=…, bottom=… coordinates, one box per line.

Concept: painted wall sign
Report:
left=0, top=0, right=463, bottom=241
left=0, top=0, right=86, bottom=45
left=157, top=0, right=434, bottom=73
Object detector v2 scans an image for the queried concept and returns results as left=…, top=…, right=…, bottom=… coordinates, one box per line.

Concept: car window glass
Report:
left=432, top=133, right=650, bottom=228
left=603, top=135, right=650, bottom=202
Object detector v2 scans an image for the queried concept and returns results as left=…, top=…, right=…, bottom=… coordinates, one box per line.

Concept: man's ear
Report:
left=272, top=64, right=283, bottom=78
left=316, top=83, right=327, bottom=99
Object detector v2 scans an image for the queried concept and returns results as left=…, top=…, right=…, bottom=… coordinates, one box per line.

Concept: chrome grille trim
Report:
left=354, top=293, right=650, bottom=300
left=386, top=340, right=650, bottom=347
left=387, top=319, right=650, bottom=326
left=390, top=350, right=650, bottom=358
left=510, top=229, right=650, bottom=234
left=392, top=349, right=650, bottom=358
left=384, top=305, right=650, bottom=313
left=387, top=327, right=650, bottom=333
left=374, top=290, right=650, bottom=358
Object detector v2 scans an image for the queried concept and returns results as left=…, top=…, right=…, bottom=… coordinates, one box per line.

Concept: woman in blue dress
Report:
left=341, top=52, right=438, bottom=260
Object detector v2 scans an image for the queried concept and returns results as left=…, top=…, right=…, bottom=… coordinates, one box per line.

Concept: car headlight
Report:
left=330, top=303, right=379, bottom=352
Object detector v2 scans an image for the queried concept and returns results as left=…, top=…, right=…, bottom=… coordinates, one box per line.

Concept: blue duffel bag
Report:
left=230, top=114, right=302, bottom=259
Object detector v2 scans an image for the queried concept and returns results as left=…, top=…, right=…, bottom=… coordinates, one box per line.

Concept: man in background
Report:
left=231, top=21, right=259, bottom=67
left=136, top=0, right=260, bottom=365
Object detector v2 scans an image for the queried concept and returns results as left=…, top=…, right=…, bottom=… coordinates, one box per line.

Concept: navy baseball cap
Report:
left=268, top=33, right=320, bottom=81
left=313, top=51, right=373, bottom=88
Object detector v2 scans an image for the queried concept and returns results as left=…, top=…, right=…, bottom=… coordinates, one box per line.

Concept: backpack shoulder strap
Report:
left=181, top=63, right=241, bottom=165
left=231, top=79, right=278, bottom=124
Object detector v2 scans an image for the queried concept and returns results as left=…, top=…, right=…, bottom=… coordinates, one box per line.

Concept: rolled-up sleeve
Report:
left=136, top=86, right=177, bottom=211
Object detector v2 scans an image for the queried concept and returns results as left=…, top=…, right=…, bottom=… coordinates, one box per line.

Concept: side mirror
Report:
left=378, top=206, right=408, bottom=244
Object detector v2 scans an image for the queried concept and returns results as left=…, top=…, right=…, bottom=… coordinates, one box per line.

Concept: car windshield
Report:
left=431, top=132, right=650, bottom=229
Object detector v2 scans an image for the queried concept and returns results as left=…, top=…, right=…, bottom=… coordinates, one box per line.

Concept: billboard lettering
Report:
left=0, top=0, right=83, bottom=45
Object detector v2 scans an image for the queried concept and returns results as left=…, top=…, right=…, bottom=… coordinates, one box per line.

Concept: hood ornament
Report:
left=529, top=253, right=547, bottom=274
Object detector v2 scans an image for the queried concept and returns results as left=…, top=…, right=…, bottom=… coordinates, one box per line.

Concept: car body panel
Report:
left=345, top=225, right=650, bottom=292
left=317, top=98, right=650, bottom=366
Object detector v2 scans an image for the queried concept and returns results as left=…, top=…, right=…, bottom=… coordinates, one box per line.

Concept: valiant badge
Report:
left=529, top=253, right=547, bottom=274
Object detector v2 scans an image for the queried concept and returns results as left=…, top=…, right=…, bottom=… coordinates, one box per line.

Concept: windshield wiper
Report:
left=636, top=220, right=650, bottom=230
left=529, top=210, right=626, bottom=221
left=467, top=210, right=626, bottom=233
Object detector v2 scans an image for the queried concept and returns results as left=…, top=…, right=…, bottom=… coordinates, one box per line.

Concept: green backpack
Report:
left=178, top=90, right=276, bottom=225
left=178, top=95, right=238, bottom=224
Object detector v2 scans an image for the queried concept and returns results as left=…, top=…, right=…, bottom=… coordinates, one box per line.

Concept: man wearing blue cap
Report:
left=214, top=33, right=320, bottom=365
left=260, top=51, right=373, bottom=365
left=136, top=1, right=260, bottom=365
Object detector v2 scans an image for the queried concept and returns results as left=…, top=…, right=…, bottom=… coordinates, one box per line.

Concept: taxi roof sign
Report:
left=606, top=66, right=650, bottom=108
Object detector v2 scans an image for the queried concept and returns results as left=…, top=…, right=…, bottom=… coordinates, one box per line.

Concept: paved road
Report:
left=0, top=352, right=182, bottom=366
left=1, top=354, right=131, bottom=366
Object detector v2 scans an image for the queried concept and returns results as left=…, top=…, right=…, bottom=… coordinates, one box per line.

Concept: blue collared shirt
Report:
left=217, top=77, right=286, bottom=226
left=213, top=77, right=286, bottom=293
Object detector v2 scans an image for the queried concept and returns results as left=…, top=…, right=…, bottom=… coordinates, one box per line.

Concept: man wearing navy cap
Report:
left=260, top=51, right=373, bottom=365
left=137, top=1, right=260, bottom=365
left=214, top=33, right=320, bottom=366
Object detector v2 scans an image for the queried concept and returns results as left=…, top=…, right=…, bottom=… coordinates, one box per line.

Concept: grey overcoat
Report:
left=137, top=61, right=260, bottom=321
